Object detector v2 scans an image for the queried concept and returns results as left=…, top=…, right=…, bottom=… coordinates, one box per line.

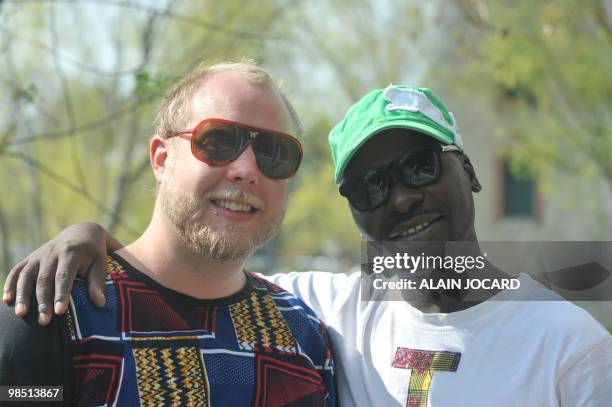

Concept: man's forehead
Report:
left=187, top=73, right=291, bottom=132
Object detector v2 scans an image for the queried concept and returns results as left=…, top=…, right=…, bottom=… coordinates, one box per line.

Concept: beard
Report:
left=158, top=159, right=286, bottom=261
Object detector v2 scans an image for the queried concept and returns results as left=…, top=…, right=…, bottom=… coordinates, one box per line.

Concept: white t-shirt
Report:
left=268, top=272, right=612, bottom=407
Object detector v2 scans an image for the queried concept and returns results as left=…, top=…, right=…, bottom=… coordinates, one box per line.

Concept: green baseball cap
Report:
left=328, top=85, right=464, bottom=186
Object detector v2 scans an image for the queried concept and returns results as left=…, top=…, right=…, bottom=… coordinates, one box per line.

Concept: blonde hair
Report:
left=153, top=60, right=303, bottom=140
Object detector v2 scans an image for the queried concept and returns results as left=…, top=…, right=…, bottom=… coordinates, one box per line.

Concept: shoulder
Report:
left=250, top=272, right=322, bottom=320
left=509, top=275, right=611, bottom=361
left=247, top=274, right=336, bottom=382
left=264, top=270, right=359, bottom=291
left=519, top=275, right=609, bottom=336
left=0, top=299, right=68, bottom=353
left=0, top=299, right=70, bottom=386
left=255, top=270, right=364, bottom=326
left=248, top=272, right=337, bottom=348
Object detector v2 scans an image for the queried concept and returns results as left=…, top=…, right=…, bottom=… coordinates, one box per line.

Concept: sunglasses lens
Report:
left=342, top=170, right=390, bottom=211
left=193, top=123, right=245, bottom=163
left=189, top=120, right=301, bottom=179
left=396, top=150, right=439, bottom=187
left=253, top=132, right=302, bottom=179
left=340, top=148, right=443, bottom=212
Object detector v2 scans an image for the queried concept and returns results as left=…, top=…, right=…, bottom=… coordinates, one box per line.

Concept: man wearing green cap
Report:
left=5, top=84, right=612, bottom=406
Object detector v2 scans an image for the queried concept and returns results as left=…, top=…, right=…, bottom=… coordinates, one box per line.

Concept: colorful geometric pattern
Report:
left=72, top=340, right=124, bottom=407
left=133, top=345, right=208, bottom=406
left=230, top=289, right=297, bottom=353
left=254, top=352, right=329, bottom=407
left=106, top=256, right=124, bottom=275
left=392, top=347, right=461, bottom=407
left=114, top=277, right=216, bottom=338
left=66, top=253, right=335, bottom=406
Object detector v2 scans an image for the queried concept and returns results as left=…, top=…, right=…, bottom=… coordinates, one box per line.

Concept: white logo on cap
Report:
left=383, top=85, right=464, bottom=149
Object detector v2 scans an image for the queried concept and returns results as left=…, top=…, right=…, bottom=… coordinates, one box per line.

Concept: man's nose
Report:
left=388, top=181, right=424, bottom=214
left=226, top=144, right=260, bottom=185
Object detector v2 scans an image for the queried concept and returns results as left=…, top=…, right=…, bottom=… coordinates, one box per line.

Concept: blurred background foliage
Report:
left=0, top=0, right=611, bottom=279
left=437, top=0, right=612, bottom=191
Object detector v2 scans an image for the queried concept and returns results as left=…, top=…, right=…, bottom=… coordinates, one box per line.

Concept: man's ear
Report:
left=462, top=154, right=482, bottom=193
left=150, top=135, right=170, bottom=185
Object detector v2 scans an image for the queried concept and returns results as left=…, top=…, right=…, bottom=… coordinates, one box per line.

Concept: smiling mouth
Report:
left=211, top=199, right=258, bottom=213
left=389, top=216, right=442, bottom=239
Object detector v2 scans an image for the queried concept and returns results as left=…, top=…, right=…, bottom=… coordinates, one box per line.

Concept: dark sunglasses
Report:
left=173, top=118, right=303, bottom=180
left=339, top=144, right=460, bottom=212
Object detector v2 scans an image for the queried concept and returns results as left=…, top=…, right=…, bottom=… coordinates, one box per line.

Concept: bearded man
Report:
left=0, top=61, right=336, bottom=406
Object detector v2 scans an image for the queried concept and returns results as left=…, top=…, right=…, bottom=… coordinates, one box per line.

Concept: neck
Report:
left=116, top=210, right=247, bottom=300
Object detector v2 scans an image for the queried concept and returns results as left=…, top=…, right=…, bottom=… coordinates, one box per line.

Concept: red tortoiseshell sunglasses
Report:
left=173, top=118, right=303, bottom=180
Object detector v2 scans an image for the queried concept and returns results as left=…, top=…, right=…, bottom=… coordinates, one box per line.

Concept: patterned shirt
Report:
left=65, top=253, right=335, bottom=406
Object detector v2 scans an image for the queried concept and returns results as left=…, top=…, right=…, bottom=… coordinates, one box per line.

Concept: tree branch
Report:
left=106, top=3, right=165, bottom=233
left=49, top=3, right=90, bottom=196
left=0, top=200, right=13, bottom=276
left=11, top=100, right=146, bottom=145
left=594, top=0, right=612, bottom=42
left=5, top=0, right=278, bottom=39
left=1, top=151, right=140, bottom=237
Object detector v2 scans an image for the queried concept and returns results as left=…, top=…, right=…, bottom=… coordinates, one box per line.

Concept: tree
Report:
left=266, top=0, right=435, bottom=270
left=440, top=0, right=612, bottom=194
left=0, top=0, right=291, bottom=273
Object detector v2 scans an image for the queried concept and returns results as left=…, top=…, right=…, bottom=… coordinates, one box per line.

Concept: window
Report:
left=497, top=158, right=539, bottom=220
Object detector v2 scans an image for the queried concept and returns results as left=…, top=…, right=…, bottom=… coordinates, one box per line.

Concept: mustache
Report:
left=205, top=189, right=265, bottom=210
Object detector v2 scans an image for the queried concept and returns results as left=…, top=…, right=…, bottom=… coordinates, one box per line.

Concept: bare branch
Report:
left=450, top=0, right=494, bottom=31
left=3, top=21, right=44, bottom=247
left=1, top=151, right=141, bottom=237
left=4, top=0, right=278, bottom=39
left=106, top=3, right=166, bottom=233
left=11, top=100, right=146, bottom=145
left=594, top=0, right=612, bottom=41
left=127, top=154, right=152, bottom=184
left=294, top=5, right=362, bottom=102
left=0, top=24, right=143, bottom=78
left=0, top=200, right=14, bottom=276
left=0, top=0, right=287, bottom=79
left=49, top=3, right=90, bottom=196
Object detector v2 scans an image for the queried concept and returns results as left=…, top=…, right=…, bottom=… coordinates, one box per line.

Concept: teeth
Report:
left=397, top=222, right=430, bottom=238
left=215, top=200, right=253, bottom=212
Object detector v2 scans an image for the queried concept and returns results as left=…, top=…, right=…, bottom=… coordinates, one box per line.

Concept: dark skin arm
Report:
left=2, top=223, right=121, bottom=325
